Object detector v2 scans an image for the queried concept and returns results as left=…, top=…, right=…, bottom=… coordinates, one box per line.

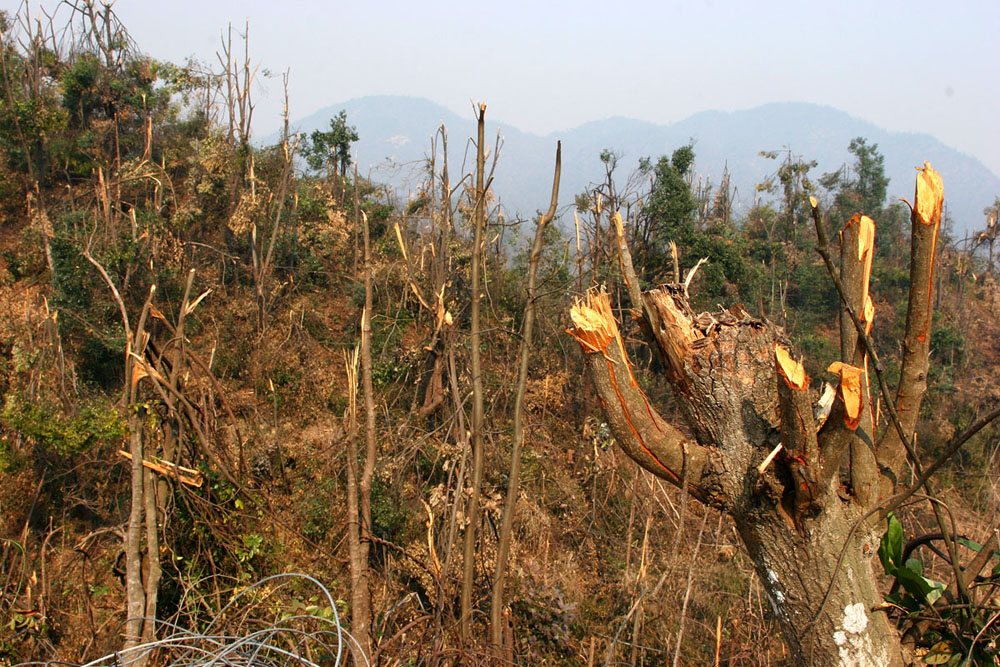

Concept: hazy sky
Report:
left=8, top=1, right=1000, bottom=176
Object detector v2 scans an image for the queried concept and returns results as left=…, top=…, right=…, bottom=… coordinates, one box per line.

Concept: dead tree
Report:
left=350, top=209, right=379, bottom=661
left=460, top=102, right=488, bottom=643
left=217, top=20, right=256, bottom=149
left=567, top=164, right=999, bottom=664
left=976, top=200, right=998, bottom=277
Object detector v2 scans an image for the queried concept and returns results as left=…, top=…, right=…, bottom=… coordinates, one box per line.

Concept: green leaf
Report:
left=958, top=537, right=983, bottom=552
left=879, top=512, right=904, bottom=573
left=904, top=557, right=923, bottom=576
left=895, top=564, right=934, bottom=602
left=958, top=537, right=1000, bottom=560
left=923, top=579, right=944, bottom=606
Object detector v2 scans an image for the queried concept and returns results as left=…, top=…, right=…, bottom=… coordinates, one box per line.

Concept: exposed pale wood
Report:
left=116, top=450, right=203, bottom=487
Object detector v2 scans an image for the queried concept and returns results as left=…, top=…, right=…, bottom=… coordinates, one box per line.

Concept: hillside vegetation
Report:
left=1, top=5, right=998, bottom=665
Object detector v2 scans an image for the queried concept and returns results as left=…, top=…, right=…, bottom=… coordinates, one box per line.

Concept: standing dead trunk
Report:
left=123, top=294, right=156, bottom=662
left=567, top=164, right=953, bottom=665
left=460, top=102, right=487, bottom=643
left=489, top=142, right=561, bottom=649
left=342, top=347, right=368, bottom=660
left=355, top=209, right=377, bottom=660
left=140, top=466, right=160, bottom=646
left=83, top=235, right=156, bottom=660
left=123, top=411, right=145, bottom=650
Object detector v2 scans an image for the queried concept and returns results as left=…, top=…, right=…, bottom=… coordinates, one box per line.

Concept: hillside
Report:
left=291, top=96, right=1000, bottom=235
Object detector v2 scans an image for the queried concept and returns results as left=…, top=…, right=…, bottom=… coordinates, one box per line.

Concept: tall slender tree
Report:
left=490, top=141, right=561, bottom=650
left=460, top=102, right=487, bottom=643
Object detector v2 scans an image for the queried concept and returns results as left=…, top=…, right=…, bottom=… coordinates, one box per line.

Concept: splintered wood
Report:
left=914, top=162, right=944, bottom=227
left=568, top=289, right=702, bottom=490
left=568, top=290, right=616, bottom=355
left=117, top=450, right=203, bottom=487
left=827, top=362, right=865, bottom=430
left=913, top=162, right=944, bottom=343
left=853, top=214, right=876, bottom=334
left=775, top=344, right=808, bottom=390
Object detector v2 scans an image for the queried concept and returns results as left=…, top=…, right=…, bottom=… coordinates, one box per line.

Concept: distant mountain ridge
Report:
left=286, top=96, right=999, bottom=236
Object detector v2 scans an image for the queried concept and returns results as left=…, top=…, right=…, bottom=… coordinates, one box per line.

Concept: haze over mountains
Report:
left=289, top=96, right=999, bottom=237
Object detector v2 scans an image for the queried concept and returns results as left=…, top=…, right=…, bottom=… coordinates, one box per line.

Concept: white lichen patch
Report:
left=842, top=603, right=868, bottom=634
left=834, top=602, right=883, bottom=667
left=763, top=569, right=789, bottom=620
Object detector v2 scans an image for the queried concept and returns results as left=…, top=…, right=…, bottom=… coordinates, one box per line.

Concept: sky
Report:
left=6, top=0, right=1000, bottom=176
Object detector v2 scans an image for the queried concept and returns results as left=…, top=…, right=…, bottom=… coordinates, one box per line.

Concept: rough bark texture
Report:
left=460, top=103, right=487, bottom=642
left=736, top=498, right=899, bottom=666
left=566, top=165, right=949, bottom=663
left=355, top=207, right=377, bottom=660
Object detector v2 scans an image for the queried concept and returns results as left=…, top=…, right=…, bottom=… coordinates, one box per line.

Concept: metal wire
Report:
left=16, top=573, right=369, bottom=667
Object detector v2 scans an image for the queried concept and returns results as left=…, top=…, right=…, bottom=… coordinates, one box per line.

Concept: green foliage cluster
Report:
left=303, top=109, right=359, bottom=177
left=1, top=394, right=125, bottom=459
left=879, top=513, right=1000, bottom=665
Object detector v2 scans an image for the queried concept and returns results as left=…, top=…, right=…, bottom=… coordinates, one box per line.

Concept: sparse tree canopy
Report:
left=823, top=136, right=891, bottom=218
left=305, top=109, right=359, bottom=177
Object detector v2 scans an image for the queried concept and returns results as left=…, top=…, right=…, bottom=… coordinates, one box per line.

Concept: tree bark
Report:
left=735, top=496, right=900, bottom=665
left=877, top=165, right=943, bottom=494
left=569, top=286, right=906, bottom=665
left=354, top=208, right=377, bottom=660
left=342, top=345, right=369, bottom=661
left=460, top=102, right=487, bottom=643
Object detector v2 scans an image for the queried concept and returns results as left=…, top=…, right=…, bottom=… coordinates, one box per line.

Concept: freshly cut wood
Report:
left=914, top=161, right=944, bottom=226
left=774, top=344, right=808, bottom=390
left=117, top=450, right=203, bottom=487
left=827, top=361, right=865, bottom=429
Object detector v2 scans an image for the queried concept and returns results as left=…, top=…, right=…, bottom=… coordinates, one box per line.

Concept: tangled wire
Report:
left=15, top=574, right=368, bottom=667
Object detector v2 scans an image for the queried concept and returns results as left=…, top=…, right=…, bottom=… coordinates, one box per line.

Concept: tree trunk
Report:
left=140, top=466, right=160, bottom=646
left=460, top=103, right=487, bottom=643
left=571, top=285, right=906, bottom=665
left=735, top=493, right=900, bottom=665
left=123, top=419, right=146, bottom=650
left=354, top=208, right=377, bottom=660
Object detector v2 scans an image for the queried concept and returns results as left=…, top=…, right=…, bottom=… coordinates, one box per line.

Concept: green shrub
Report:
left=1, top=395, right=126, bottom=457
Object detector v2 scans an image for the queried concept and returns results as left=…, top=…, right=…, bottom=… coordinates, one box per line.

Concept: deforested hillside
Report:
left=1, top=5, right=998, bottom=666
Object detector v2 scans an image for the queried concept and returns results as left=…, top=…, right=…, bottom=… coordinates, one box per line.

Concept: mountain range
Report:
left=286, top=96, right=999, bottom=237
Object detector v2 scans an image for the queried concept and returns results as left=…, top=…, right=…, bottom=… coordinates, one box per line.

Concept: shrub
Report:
left=1, top=394, right=126, bottom=457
